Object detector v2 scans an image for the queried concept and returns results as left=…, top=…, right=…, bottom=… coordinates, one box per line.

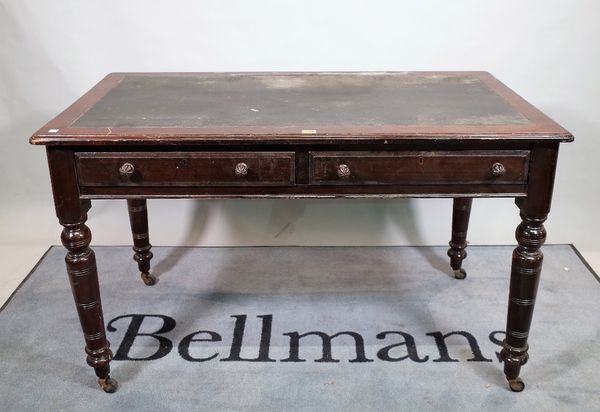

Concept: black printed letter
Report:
left=376, top=331, right=429, bottom=362
left=107, top=314, right=176, bottom=361
left=426, top=331, right=492, bottom=362
left=489, top=330, right=506, bottom=363
left=179, top=331, right=222, bottom=362
left=281, top=331, right=373, bottom=363
left=221, top=314, right=276, bottom=362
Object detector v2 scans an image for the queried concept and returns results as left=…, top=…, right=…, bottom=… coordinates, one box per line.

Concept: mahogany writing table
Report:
left=30, top=72, right=573, bottom=393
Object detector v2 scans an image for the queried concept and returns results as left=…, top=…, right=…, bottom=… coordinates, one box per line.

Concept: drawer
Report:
left=309, top=151, right=529, bottom=185
left=76, top=152, right=295, bottom=186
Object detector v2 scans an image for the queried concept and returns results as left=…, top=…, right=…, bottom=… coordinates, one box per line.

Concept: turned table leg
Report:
left=448, top=197, right=473, bottom=279
left=500, top=143, right=559, bottom=392
left=127, top=199, right=155, bottom=286
left=48, top=149, right=117, bottom=392
left=500, top=205, right=546, bottom=392
left=61, top=207, right=117, bottom=392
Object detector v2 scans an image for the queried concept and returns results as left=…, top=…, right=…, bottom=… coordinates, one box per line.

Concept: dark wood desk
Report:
left=30, top=72, right=573, bottom=393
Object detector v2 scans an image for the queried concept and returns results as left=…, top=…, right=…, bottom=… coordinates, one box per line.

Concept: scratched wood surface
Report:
left=74, top=74, right=528, bottom=128
left=30, top=72, right=572, bottom=145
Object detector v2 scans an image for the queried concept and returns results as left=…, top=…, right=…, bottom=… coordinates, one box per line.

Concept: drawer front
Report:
left=76, top=152, right=295, bottom=186
left=310, top=151, right=529, bottom=185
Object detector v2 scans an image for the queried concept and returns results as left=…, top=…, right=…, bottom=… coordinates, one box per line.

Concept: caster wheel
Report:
left=141, top=272, right=157, bottom=286
left=453, top=268, right=467, bottom=280
left=508, top=377, right=525, bottom=392
left=98, top=377, right=119, bottom=393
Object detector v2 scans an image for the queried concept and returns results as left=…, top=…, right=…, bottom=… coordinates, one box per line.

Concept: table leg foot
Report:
left=507, top=377, right=525, bottom=392
left=453, top=268, right=467, bottom=279
left=90, top=354, right=118, bottom=392
left=501, top=342, right=529, bottom=391
left=141, top=271, right=157, bottom=286
left=98, top=376, right=119, bottom=393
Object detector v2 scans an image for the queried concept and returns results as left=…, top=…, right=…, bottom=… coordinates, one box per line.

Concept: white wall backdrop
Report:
left=1, top=0, right=599, bottom=301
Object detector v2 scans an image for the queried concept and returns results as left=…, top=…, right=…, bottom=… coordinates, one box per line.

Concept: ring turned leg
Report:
left=447, top=197, right=473, bottom=279
left=127, top=199, right=155, bottom=286
left=500, top=143, right=559, bottom=392
left=500, top=205, right=546, bottom=392
left=61, top=204, right=117, bottom=393
left=48, top=149, right=117, bottom=392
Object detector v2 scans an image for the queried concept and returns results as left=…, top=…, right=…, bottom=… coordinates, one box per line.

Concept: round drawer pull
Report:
left=491, top=162, right=506, bottom=177
left=235, top=162, right=248, bottom=177
left=119, top=162, right=135, bottom=178
left=337, top=163, right=351, bottom=178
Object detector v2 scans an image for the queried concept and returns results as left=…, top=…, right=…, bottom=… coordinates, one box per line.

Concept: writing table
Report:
left=30, top=72, right=573, bottom=392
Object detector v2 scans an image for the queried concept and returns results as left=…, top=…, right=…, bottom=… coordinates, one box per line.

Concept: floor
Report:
left=2, top=245, right=599, bottom=411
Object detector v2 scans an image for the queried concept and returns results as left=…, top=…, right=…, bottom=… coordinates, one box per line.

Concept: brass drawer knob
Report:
left=119, top=162, right=135, bottom=177
left=337, top=163, right=351, bottom=178
left=235, top=162, right=248, bottom=177
left=491, top=162, right=506, bottom=177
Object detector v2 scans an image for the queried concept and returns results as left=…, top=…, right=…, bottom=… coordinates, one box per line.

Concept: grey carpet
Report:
left=1, top=245, right=599, bottom=411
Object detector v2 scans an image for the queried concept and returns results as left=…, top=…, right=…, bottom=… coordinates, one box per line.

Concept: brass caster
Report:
left=98, top=376, right=118, bottom=393
left=453, top=268, right=467, bottom=280
left=141, top=272, right=157, bottom=286
left=508, top=377, right=525, bottom=392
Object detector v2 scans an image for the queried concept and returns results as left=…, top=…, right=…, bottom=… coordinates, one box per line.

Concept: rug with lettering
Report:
left=1, top=245, right=599, bottom=411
